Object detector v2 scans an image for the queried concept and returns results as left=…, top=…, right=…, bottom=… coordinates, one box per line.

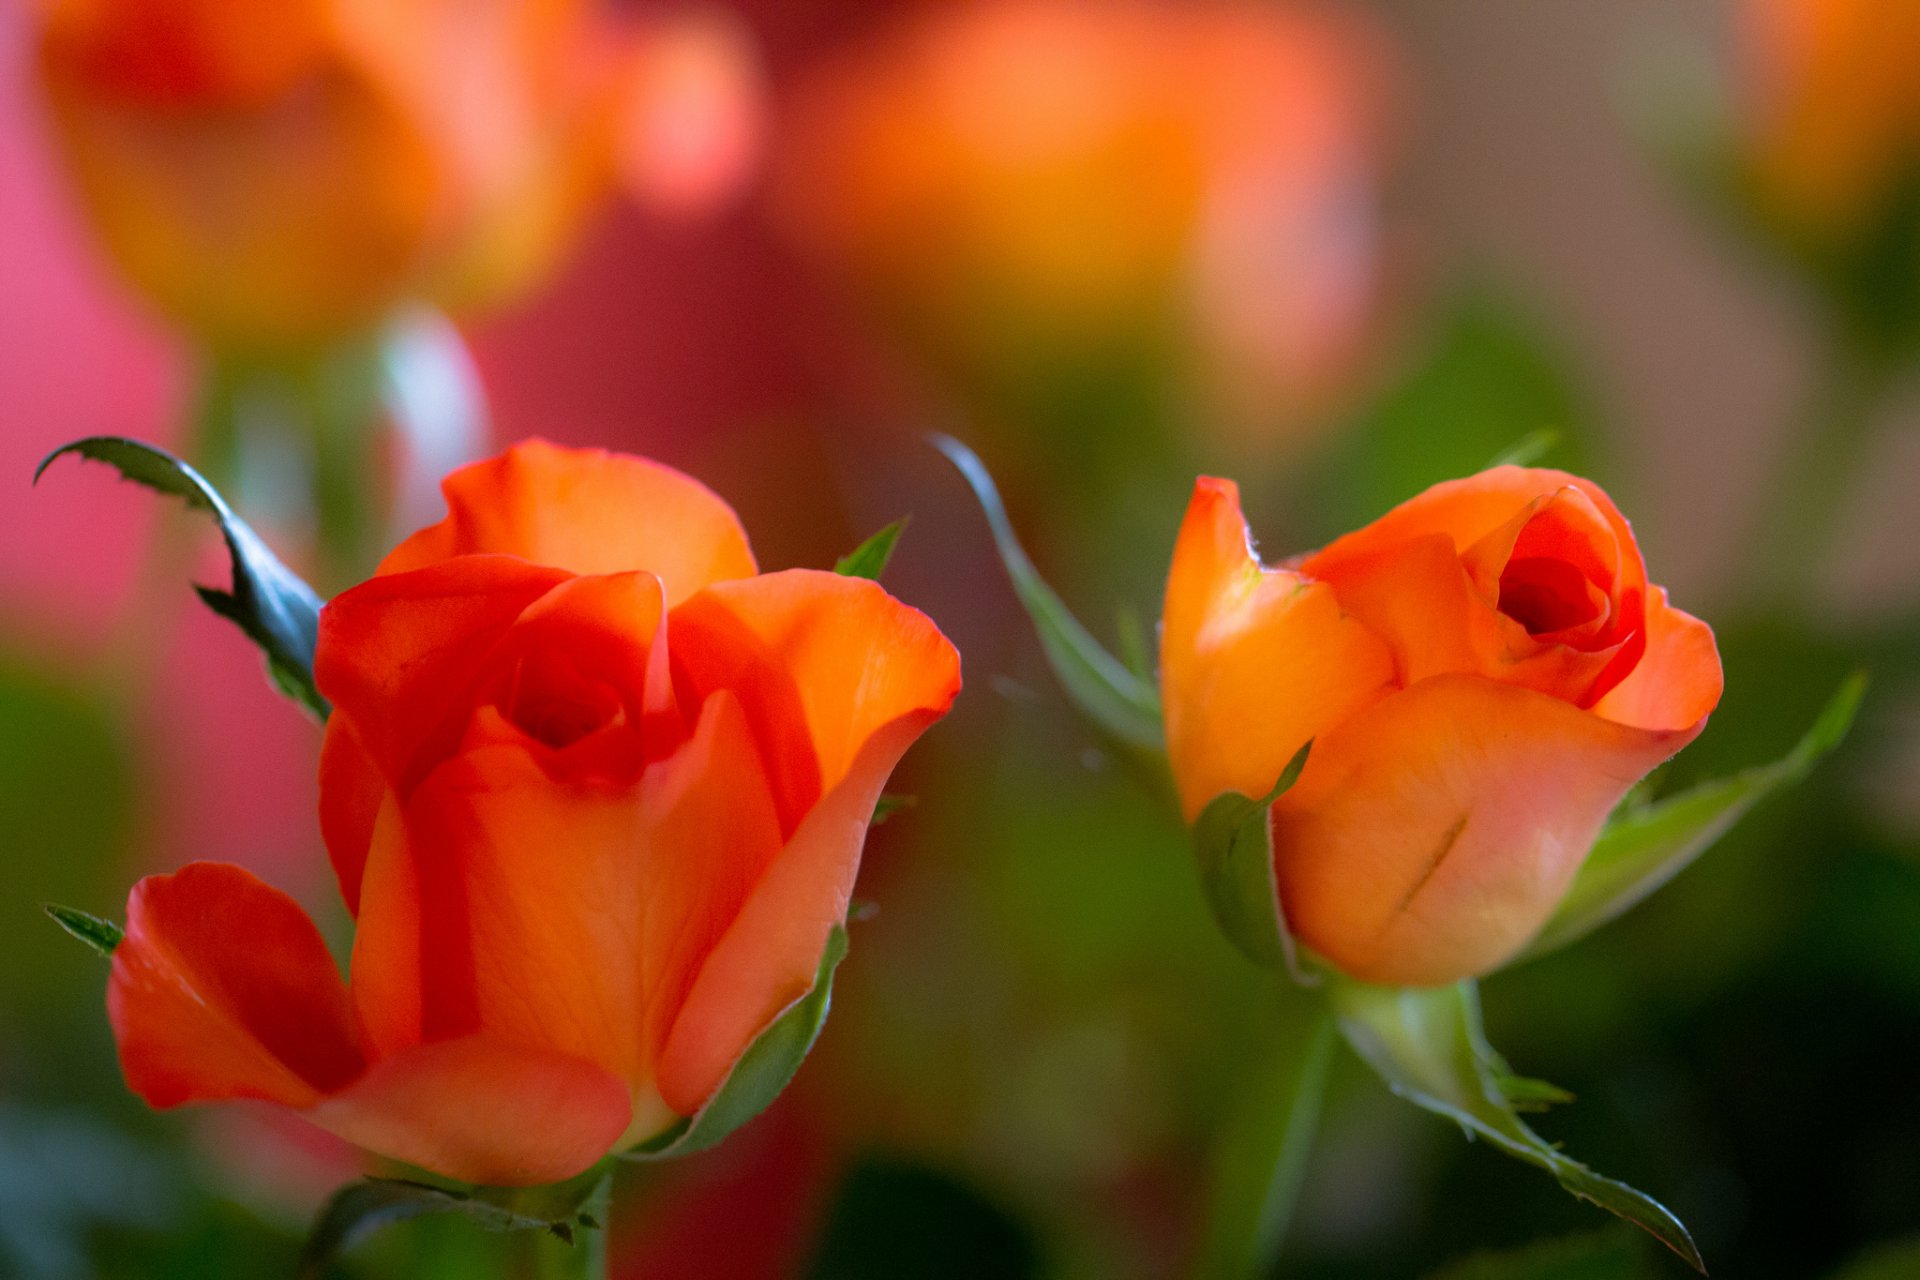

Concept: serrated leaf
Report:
left=1525, top=671, right=1866, bottom=960
left=42, top=904, right=123, bottom=958
left=626, top=924, right=850, bottom=1160
left=1327, top=977, right=1704, bottom=1272
left=835, top=518, right=909, bottom=581
left=299, top=1166, right=609, bottom=1277
left=933, top=434, right=1163, bottom=752
left=36, top=437, right=328, bottom=720
left=1190, top=743, right=1313, bottom=977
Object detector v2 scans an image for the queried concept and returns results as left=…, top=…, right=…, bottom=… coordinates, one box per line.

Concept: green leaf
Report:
left=933, top=434, right=1163, bottom=752
left=1525, top=671, right=1866, bottom=960
left=626, top=924, right=850, bottom=1160
left=299, top=1166, right=610, bottom=1278
left=36, top=437, right=329, bottom=720
left=1189, top=743, right=1313, bottom=976
left=41, top=904, right=122, bottom=958
left=835, top=518, right=909, bottom=581
left=1327, top=977, right=1704, bottom=1273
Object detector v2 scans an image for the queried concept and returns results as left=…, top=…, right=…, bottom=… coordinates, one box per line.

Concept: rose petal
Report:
left=655, top=709, right=937, bottom=1115
left=350, top=690, right=783, bottom=1096
left=1161, top=477, right=1396, bottom=821
left=109, top=863, right=363, bottom=1110
left=1270, top=674, right=1707, bottom=986
left=379, top=439, right=756, bottom=604
left=317, top=554, right=571, bottom=788
left=309, top=1036, right=631, bottom=1187
left=1591, top=589, right=1724, bottom=733
left=668, top=570, right=962, bottom=832
left=317, top=723, right=386, bottom=915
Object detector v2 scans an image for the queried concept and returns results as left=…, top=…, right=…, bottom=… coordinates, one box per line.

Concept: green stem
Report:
left=1192, top=1008, right=1336, bottom=1280
left=1745, top=342, right=1892, bottom=607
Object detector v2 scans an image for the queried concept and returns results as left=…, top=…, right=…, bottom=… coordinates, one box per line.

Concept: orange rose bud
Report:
left=1162, top=468, right=1722, bottom=987
left=106, top=441, right=960, bottom=1185
left=33, top=0, right=761, bottom=352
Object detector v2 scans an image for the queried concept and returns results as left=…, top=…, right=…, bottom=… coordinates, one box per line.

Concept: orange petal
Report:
left=109, top=863, right=363, bottom=1110
left=308, top=1035, right=631, bottom=1186
left=1160, top=477, right=1396, bottom=821
left=1592, top=589, right=1724, bottom=733
left=654, top=705, right=934, bottom=1115
left=379, top=439, right=757, bottom=604
left=1270, top=674, right=1707, bottom=986
left=353, top=690, right=782, bottom=1098
left=316, top=554, right=571, bottom=788
left=668, top=570, right=961, bottom=833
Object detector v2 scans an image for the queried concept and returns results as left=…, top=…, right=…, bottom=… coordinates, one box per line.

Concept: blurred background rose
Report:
left=2, top=2, right=1919, bottom=1278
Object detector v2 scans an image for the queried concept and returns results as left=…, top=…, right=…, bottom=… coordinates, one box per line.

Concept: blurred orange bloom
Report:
left=1740, top=0, right=1920, bottom=250
left=34, top=0, right=762, bottom=353
left=106, top=440, right=959, bottom=1185
left=1161, top=468, right=1723, bottom=986
left=778, top=0, right=1396, bottom=440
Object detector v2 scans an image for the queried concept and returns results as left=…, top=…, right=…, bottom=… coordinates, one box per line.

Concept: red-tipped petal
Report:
left=110, top=863, right=363, bottom=1110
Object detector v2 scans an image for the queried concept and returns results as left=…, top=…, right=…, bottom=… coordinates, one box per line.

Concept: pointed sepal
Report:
left=834, top=518, right=909, bottom=581
left=36, top=437, right=328, bottom=720
left=43, top=903, right=123, bottom=958
left=1326, top=977, right=1705, bottom=1272
left=625, top=923, right=850, bottom=1160
left=1190, top=743, right=1314, bottom=979
left=1526, top=672, right=1865, bottom=960
left=933, top=434, right=1163, bottom=752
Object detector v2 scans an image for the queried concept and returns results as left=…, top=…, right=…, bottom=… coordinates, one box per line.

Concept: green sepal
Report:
left=297, top=1162, right=611, bottom=1278
left=42, top=903, right=123, bottom=958
left=933, top=434, right=1163, bottom=752
left=834, top=518, right=909, bottom=581
left=1326, top=977, right=1704, bottom=1273
left=1189, top=743, right=1313, bottom=978
left=1485, top=427, right=1562, bottom=469
left=624, top=923, right=850, bottom=1161
left=1525, top=671, right=1866, bottom=960
left=36, top=437, right=329, bottom=720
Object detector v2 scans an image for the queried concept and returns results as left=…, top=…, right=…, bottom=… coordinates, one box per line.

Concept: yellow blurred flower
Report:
left=778, top=0, right=1397, bottom=444
left=35, top=0, right=761, bottom=354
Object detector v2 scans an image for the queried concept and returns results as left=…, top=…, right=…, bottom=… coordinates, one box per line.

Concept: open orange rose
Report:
left=105, top=440, right=959, bottom=1185
left=1162, top=467, right=1722, bottom=987
left=34, top=0, right=761, bottom=352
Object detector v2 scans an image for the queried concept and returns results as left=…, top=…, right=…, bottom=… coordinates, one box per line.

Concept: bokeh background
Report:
left=3, top=1, right=1919, bottom=1277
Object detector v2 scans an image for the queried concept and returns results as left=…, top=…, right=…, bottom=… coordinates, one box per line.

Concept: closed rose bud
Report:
left=105, top=440, right=959, bottom=1185
left=1162, top=468, right=1722, bottom=987
left=33, top=0, right=761, bottom=353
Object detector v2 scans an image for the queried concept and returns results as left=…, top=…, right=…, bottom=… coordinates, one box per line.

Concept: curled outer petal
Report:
left=378, top=439, right=757, bottom=603
left=1161, top=476, right=1395, bottom=821
left=657, top=571, right=962, bottom=1112
left=108, top=863, right=630, bottom=1187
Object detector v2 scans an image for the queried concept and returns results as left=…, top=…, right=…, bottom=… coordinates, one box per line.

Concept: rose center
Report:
left=500, top=661, right=628, bottom=750
left=1497, top=555, right=1604, bottom=637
